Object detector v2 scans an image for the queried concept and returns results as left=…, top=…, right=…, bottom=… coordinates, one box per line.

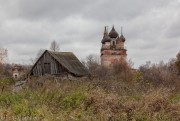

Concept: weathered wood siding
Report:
left=32, top=52, right=66, bottom=76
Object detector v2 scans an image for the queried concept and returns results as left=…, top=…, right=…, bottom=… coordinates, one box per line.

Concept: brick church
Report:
left=101, top=26, right=127, bottom=66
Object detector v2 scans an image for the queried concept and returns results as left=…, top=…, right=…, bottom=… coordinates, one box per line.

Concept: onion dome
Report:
left=109, top=26, right=119, bottom=38
left=101, top=36, right=111, bottom=44
left=101, top=26, right=111, bottom=43
left=119, top=34, right=126, bottom=42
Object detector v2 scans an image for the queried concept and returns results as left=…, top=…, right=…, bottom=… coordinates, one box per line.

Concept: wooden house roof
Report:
left=30, top=50, right=89, bottom=77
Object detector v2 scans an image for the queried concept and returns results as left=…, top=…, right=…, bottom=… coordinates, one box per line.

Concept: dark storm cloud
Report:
left=0, top=0, right=180, bottom=67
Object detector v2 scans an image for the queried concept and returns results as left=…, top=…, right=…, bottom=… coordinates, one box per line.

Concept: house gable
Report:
left=30, top=50, right=89, bottom=77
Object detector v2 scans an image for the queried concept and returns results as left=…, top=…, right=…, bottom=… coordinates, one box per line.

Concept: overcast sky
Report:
left=0, top=0, right=180, bottom=68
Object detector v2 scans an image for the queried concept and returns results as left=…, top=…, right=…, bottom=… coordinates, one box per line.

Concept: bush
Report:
left=175, top=51, right=180, bottom=75
left=139, top=61, right=180, bottom=89
left=0, top=77, right=15, bottom=86
left=61, top=92, right=86, bottom=110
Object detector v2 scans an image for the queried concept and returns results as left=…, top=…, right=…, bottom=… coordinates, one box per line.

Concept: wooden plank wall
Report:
left=32, top=51, right=66, bottom=76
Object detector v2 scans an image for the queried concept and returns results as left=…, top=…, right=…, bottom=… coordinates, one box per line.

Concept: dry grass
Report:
left=0, top=75, right=179, bottom=121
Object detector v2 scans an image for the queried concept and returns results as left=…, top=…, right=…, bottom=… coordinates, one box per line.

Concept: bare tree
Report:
left=175, top=51, right=180, bottom=75
left=0, top=48, right=9, bottom=77
left=0, top=48, right=8, bottom=64
left=50, top=40, right=60, bottom=52
left=36, top=49, right=45, bottom=60
left=85, top=54, right=100, bottom=76
left=29, top=49, right=45, bottom=65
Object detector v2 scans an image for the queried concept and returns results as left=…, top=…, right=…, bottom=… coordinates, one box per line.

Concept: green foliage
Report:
left=12, top=100, right=37, bottom=117
left=0, top=93, right=12, bottom=107
left=134, top=71, right=144, bottom=82
left=0, top=77, right=14, bottom=86
left=61, top=92, right=86, bottom=110
left=171, top=95, right=180, bottom=103
left=134, top=114, right=148, bottom=121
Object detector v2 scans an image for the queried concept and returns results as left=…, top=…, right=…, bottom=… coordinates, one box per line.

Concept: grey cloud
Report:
left=0, top=0, right=180, bottom=67
left=82, top=0, right=172, bottom=22
left=166, top=18, right=180, bottom=38
left=1, top=0, right=171, bottom=21
left=1, top=0, right=92, bottom=21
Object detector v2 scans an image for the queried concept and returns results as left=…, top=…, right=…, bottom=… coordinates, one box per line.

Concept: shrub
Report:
left=61, top=92, right=86, bottom=110
left=0, top=77, right=14, bottom=86
left=175, top=51, right=180, bottom=75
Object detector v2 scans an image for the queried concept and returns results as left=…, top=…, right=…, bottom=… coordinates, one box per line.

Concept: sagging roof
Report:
left=30, top=50, right=89, bottom=77
left=48, top=50, right=89, bottom=76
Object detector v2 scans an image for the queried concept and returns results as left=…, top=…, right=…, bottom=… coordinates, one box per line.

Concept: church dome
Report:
left=101, top=36, right=111, bottom=44
left=119, top=34, right=126, bottom=42
left=109, top=26, right=119, bottom=38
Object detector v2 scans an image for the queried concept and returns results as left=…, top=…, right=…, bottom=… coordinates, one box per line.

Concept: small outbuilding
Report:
left=29, top=50, right=89, bottom=77
left=12, top=64, right=22, bottom=79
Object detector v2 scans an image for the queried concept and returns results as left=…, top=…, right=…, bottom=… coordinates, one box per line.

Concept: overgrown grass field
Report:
left=0, top=77, right=179, bottom=121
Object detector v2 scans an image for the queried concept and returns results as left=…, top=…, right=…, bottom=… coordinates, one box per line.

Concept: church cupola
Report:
left=101, top=26, right=111, bottom=44
left=119, top=27, right=126, bottom=42
left=119, top=35, right=126, bottom=42
left=109, top=26, right=119, bottom=38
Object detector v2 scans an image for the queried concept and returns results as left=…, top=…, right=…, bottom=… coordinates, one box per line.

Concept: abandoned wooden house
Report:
left=29, top=50, right=89, bottom=77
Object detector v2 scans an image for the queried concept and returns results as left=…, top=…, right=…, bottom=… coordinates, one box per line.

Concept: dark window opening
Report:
left=44, top=63, right=51, bottom=74
left=113, top=41, right=115, bottom=46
